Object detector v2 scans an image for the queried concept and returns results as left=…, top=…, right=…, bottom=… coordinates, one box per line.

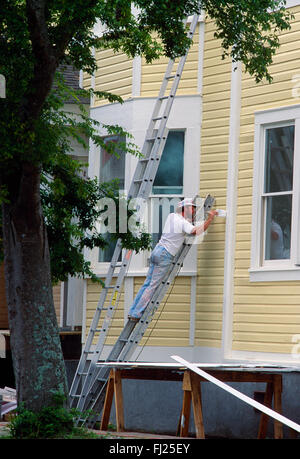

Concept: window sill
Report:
left=249, top=266, right=300, bottom=282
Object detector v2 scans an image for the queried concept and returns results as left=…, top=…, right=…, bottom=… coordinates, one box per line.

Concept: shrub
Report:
left=8, top=392, right=95, bottom=439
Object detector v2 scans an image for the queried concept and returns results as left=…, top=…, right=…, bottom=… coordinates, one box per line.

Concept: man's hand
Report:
left=192, top=209, right=218, bottom=235
left=207, top=210, right=218, bottom=221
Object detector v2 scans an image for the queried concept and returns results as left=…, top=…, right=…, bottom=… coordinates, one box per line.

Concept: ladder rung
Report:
left=165, top=74, right=177, bottom=80
left=152, top=116, right=166, bottom=121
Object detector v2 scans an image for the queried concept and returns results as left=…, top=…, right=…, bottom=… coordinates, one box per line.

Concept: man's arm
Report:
left=191, top=210, right=218, bottom=235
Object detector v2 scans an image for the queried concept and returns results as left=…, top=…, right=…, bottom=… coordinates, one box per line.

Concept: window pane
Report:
left=152, top=131, right=184, bottom=195
left=264, top=195, right=292, bottom=260
left=99, top=136, right=125, bottom=262
left=99, top=233, right=118, bottom=263
left=99, top=136, right=125, bottom=188
left=264, top=125, right=294, bottom=193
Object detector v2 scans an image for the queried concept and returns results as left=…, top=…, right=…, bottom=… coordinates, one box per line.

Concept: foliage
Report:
left=42, top=157, right=152, bottom=284
left=204, top=0, right=293, bottom=83
left=7, top=392, right=96, bottom=439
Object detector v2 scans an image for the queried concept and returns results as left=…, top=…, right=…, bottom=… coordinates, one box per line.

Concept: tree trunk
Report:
left=2, top=162, right=68, bottom=411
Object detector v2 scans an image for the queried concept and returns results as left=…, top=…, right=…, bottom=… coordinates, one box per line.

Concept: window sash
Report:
left=261, top=124, right=294, bottom=265
left=98, top=135, right=126, bottom=263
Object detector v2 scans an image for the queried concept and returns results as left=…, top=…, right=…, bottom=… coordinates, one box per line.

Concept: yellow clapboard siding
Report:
left=233, top=331, right=295, bottom=344
left=234, top=322, right=300, bottom=334
left=140, top=24, right=200, bottom=97
left=132, top=276, right=191, bottom=347
left=92, top=49, right=133, bottom=106
left=233, top=341, right=294, bottom=354
left=234, top=313, right=300, bottom=324
left=52, top=283, right=61, bottom=324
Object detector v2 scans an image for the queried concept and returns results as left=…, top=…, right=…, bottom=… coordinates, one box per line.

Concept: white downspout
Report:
left=221, top=60, right=242, bottom=359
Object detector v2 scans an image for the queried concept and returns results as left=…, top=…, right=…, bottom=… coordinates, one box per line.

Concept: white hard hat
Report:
left=177, top=198, right=197, bottom=208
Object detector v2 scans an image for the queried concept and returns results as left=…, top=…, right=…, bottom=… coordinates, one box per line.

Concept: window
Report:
left=150, top=130, right=184, bottom=247
left=152, top=131, right=184, bottom=195
left=98, top=135, right=125, bottom=263
left=263, top=125, right=293, bottom=261
left=250, top=105, right=300, bottom=281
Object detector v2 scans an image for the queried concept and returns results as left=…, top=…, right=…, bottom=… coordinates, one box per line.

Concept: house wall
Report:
left=232, top=4, right=300, bottom=358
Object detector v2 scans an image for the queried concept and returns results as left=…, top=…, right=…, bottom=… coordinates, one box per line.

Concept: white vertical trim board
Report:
left=81, top=279, right=88, bottom=345
left=59, top=282, right=64, bottom=328
left=132, top=56, right=142, bottom=97
left=189, top=276, right=197, bottom=346
left=197, top=20, right=205, bottom=94
left=221, top=60, right=242, bottom=359
left=90, top=47, right=96, bottom=106
left=124, top=277, right=134, bottom=323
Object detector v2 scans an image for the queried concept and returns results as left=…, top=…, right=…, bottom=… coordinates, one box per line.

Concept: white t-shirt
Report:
left=158, top=213, right=195, bottom=256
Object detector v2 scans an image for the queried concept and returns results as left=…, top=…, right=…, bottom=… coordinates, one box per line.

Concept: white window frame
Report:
left=250, top=104, right=300, bottom=282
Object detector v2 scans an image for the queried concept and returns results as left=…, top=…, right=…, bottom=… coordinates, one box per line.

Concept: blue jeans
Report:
left=128, top=244, right=175, bottom=318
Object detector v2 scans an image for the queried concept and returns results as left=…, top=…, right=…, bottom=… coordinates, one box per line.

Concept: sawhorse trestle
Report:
left=99, top=366, right=284, bottom=439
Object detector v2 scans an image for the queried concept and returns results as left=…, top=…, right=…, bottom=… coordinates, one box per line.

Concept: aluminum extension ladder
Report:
left=79, top=194, right=214, bottom=428
left=69, top=13, right=201, bottom=416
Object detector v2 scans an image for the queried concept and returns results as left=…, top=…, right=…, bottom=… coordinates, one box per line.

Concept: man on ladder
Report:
left=128, top=198, right=218, bottom=321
